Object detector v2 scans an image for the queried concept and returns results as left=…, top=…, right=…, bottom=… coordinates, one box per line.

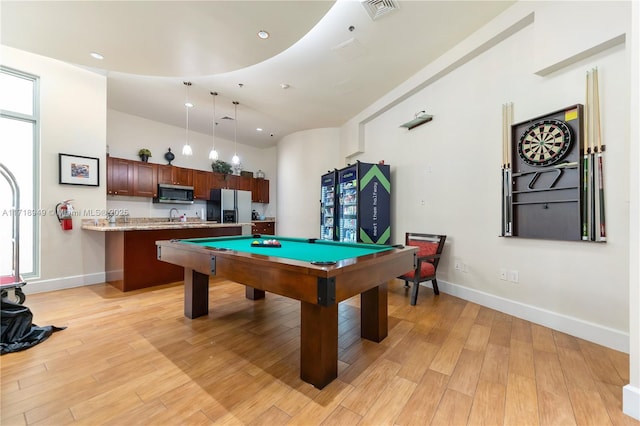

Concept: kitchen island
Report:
left=83, top=219, right=251, bottom=291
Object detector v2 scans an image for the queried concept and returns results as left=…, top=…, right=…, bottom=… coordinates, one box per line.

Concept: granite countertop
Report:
left=81, top=218, right=253, bottom=232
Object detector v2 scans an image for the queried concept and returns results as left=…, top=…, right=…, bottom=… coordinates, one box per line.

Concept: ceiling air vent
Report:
left=361, top=0, right=399, bottom=21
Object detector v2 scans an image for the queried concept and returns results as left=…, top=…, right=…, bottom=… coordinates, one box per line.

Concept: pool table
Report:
left=156, top=235, right=417, bottom=389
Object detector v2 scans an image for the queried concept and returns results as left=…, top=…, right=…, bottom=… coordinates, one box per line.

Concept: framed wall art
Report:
left=59, top=153, right=100, bottom=186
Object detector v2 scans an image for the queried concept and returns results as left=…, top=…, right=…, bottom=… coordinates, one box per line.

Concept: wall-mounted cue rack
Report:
left=501, top=70, right=607, bottom=243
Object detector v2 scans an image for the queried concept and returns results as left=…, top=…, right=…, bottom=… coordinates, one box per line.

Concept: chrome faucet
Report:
left=169, top=208, right=179, bottom=222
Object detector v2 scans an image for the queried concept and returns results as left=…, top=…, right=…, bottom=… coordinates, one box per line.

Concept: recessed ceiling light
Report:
left=256, top=128, right=263, bottom=132
left=280, top=83, right=290, bottom=89
left=185, top=102, right=193, bottom=108
left=90, top=52, right=104, bottom=60
left=257, top=30, right=270, bottom=39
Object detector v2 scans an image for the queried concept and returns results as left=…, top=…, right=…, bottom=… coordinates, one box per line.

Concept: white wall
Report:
left=337, top=0, right=631, bottom=349
left=336, top=0, right=640, bottom=417
left=1, top=46, right=107, bottom=292
left=278, top=0, right=640, bottom=416
left=366, top=21, right=629, bottom=337
left=106, top=109, right=277, bottom=219
left=277, top=2, right=633, bottom=349
left=276, top=127, right=341, bottom=237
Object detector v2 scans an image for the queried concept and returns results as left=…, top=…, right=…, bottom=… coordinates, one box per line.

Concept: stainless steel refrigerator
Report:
left=206, top=189, right=252, bottom=223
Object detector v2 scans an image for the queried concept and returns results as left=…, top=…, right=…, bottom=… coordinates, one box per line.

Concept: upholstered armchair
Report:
left=398, top=233, right=446, bottom=305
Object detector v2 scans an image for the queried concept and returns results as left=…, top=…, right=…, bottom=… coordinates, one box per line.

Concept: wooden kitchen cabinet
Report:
left=174, top=166, right=193, bottom=186
left=107, top=157, right=271, bottom=204
left=226, top=175, right=250, bottom=191
left=157, top=165, right=193, bottom=186
left=251, top=221, right=275, bottom=235
left=236, top=175, right=252, bottom=192
left=251, top=178, right=270, bottom=203
left=132, top=162, right=157, bottom=197
left=211, top=172, right=230, bottom=189
left=107, top=156, right=134, bottom=196
left=193, top=169, right=212, bottom=200
left=156, top=164, right=173, bottom=185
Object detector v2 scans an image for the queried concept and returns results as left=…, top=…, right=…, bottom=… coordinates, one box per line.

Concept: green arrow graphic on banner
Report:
left=360, top=165, right=390, bottom=193
left=359, top=226, right=391, bottom=244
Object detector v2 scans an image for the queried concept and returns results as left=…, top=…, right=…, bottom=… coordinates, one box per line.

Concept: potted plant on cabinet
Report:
left=138, top=148, right=152, bottom=162
left=212, top=160, right=232, bottom=175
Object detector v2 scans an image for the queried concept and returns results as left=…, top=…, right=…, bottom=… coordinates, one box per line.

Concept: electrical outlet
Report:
left=508, top=270, right=519, bottom=283
left=462, top=263, right=469, bottom=273
left=454, top=261, right=462, bottom=271
left=500, top=269, right=507, bottom=280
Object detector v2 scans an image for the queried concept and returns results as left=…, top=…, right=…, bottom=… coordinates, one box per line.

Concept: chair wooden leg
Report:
left=410, top=281, right=419, bottom=305
left=432, top=279, right=440, bottom=295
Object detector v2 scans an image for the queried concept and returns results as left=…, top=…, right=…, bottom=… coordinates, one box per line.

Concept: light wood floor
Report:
left=1, top=279, right=637, bottom=426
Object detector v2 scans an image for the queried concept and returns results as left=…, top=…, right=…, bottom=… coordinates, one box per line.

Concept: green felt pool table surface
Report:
left=181, top=235, right=395, bottom=263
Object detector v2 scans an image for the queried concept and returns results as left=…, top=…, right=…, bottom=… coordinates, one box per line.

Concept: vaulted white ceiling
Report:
left=1, top=1, right=514, bottom=148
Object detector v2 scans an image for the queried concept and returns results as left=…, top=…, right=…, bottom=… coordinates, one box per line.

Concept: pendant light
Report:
left=208, top=91, right=219, bottom=160
left=231, top=101, right=240, bottom=165
left=182, top=81, right=193, bottom=156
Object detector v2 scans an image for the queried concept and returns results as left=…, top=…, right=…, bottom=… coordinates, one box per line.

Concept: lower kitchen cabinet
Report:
left=251, top=221, right=275, bottom=235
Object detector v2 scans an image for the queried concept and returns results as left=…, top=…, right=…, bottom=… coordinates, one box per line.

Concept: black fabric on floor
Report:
left=1, top=299, right=65, bottom=354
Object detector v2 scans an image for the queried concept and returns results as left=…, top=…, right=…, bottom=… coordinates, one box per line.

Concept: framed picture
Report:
left=59, top=153, right=100, bottom=186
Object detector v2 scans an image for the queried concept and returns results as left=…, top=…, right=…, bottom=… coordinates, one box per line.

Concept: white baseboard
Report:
left=433, top=280, right=629, bottom=353
left=23, top=272, right=106, bottom=294
left=623, top=385, right=640, bottom=420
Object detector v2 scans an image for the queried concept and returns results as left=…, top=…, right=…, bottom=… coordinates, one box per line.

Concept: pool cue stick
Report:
left=589, top=71, right=597, bottom=240
left=582, top=70, right=591, bottom=240
left=502, top=103, right=509, bottom=236
left=594, top=67, right=606, bottom=241
left=501, top=104, right=506, bottom=236
left=506, top=102, right=513, bottom=236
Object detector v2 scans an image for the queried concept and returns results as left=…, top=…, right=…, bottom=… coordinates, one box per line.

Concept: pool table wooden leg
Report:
left=245, top=286, right=265, bottom=300
left=360, top=282, right=388, bottom=342
left=184, top=268, right=209, bottom=319
left=300, top=301, right=338, bottom=389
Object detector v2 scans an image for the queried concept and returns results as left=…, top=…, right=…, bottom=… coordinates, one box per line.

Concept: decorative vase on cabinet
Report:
left=164, top=148, right=175, bottom=165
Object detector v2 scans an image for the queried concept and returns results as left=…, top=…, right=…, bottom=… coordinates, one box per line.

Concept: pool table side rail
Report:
left=156, top=239, right=417, bottom=305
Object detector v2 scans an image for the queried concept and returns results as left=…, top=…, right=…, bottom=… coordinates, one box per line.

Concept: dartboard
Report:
left=517, top=119, right=572, bottom=166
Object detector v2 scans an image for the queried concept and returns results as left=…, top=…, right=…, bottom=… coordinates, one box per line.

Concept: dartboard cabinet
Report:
left=510, top=104, right=584, bottom=240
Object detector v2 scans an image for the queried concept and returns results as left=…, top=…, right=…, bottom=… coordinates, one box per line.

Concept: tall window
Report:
left=0, top=67, right=39, bottom=278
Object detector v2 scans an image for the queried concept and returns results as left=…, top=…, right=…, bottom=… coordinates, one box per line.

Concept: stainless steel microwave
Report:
left=153, top=184, right=194, bottom=204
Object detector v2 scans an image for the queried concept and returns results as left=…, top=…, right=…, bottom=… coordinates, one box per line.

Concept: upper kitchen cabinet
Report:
left=132, top=162, right=157, bottom=197
left=193, top=169, right=212, bottom=200
left=107, top=156, right=134, bottom=196
left=157, top=165, right=193, bottom=186
left=228, top=175, right=252, bottom=192
left=211, top=172, right=230, bottom=189
left=251, top=178, right=269, bottom=203
left=107, top=157, right=271, bottom=203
